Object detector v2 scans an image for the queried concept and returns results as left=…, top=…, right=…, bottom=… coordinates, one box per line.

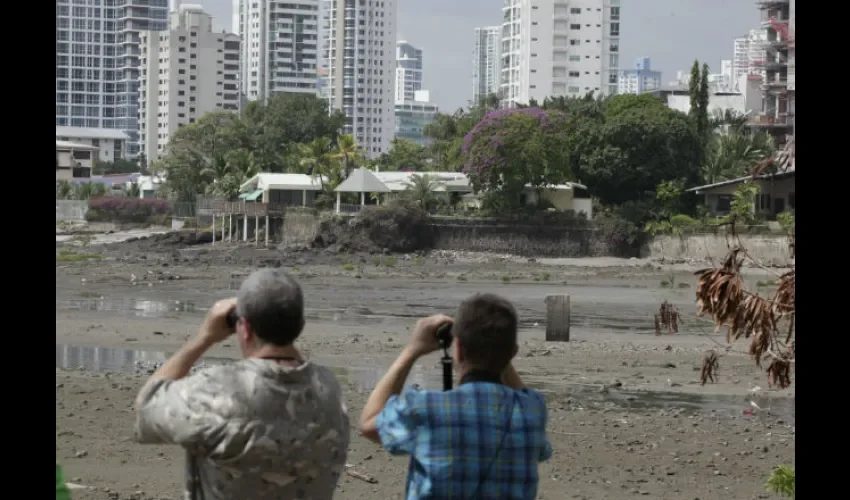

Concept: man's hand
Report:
left=407, top=314, right=453, bottom=358
left=197, top=298, right=238, bottom=346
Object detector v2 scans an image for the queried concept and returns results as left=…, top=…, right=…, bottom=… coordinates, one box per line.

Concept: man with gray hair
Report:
left=134, top=269, right=349, bottom=500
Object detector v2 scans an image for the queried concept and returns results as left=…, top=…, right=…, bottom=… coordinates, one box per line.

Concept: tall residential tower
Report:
left=618, top=57, right=661, bottom=94
left=472, top=26, right=501, bottom=105
left=56, top=0, right=169, bottom=158
left=237, top=0, right=320, bottom=101
left=500, top=0, right=621, bottom=107
left=395, top=41, right=423, bottom=103
left=139, top=5, right=241, bottom=161
left=324, top=0, right=397, bottom=157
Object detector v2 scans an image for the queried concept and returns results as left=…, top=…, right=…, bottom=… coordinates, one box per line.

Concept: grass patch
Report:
left=373, top=256, right=398, bottom=267
left=532, top=271, right=550, bottom=282
left=457, top=274, right=468, bottom=281
left=412, top=255, right=423, bottom=266
left=501, top=275, right=512, bottom=283
left=342, top=263, right=355, bottom=271
left=756, top=280, right=776, bottom=288
left=56, top=250, right=103, bottom=262
left=677, top=282, right=691, bottom=289
left=291, top=266, right=300, bottom=272
left=660, top=280, right=671, bottom=288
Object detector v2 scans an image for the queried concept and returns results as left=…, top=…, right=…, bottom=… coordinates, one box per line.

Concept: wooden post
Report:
left=212, top=214, right=216, bottom=245
left=265, top=215, right=269, bottom=246
left=243, top=214, right=248, bottom=242
left=228, top=214, right=233, bottom=241
left=255, top=215, right=259, bottom=246
left=220, top=214, right=226, bottom=243
left=545, top=295, right=571, bottom=342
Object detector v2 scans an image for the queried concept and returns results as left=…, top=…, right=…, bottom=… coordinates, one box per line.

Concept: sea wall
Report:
left=646, top=233, right=793, bottom=266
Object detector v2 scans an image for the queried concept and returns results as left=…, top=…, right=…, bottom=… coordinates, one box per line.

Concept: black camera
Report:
left=436, top=323, right=453, bottom=391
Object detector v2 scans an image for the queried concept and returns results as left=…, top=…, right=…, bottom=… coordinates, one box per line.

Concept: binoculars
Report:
left=437, top=323, right=453, bottom=391
left=226, top=309, right=239, bottom=329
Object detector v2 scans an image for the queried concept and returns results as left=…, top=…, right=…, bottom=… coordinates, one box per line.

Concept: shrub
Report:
left=86, top=197, right=172, bottom=224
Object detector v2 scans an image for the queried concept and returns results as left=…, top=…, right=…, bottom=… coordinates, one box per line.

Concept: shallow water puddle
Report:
left=57, top=297, right=199, bottom=318
left=56, top=344, right=794, bottom=419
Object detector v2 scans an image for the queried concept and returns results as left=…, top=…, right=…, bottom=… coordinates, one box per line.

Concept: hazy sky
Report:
left=196, top=0, right=761, bottom=112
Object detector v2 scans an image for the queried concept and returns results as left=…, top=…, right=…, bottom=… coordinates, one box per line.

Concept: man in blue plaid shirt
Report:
left=360, top=293, right=553, bottom=499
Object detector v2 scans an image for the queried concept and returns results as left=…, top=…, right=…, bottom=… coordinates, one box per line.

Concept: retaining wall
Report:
left=646, top=233, right=793, bottom=266
left=280, top=212, right=321, bottom=246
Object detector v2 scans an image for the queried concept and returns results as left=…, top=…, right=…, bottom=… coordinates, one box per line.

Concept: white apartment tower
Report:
left=500, top=0, right=621, bottom=107
left=324, top=0, right=397, bottom=158
left=139, top=5, right=241, bottom=162
left=472, top=26, right=502, bottom=105
left=395, top=41, right=423, bottom=104
left=237, top=0, right=321, bottom=101
left=732, top=28, right=767, bottom=88
left=56, top=0, right=169, bottom=159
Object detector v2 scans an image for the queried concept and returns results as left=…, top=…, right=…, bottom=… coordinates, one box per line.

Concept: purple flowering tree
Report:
left=461, top=107, right=571, bottom=209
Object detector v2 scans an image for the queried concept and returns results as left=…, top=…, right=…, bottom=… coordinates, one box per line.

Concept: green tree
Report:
left=93, top=158, right=141, bottom=175
left=572, top=96, right=702, bottom=206
left=688, top=60, right=711, bottom=146
left=297, top=137, right=336, bottom=189
left=332, top=134, right=365, bottom=175
left=56, top=180, right=74, bottom=200
left=376, top=138, right=428, bottom=171
left=423, top=96, right=500, bottom=171
left=702, top=129, right=775, bottom=184
left=462, top=107, right=571, bottom=211
left=403, top=173, right=441, bottom=211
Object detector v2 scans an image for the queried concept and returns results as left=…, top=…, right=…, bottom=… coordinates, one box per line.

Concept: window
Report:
left=570, top=24, right=581, bottom=30
left=568, top=71, right=580, bottom=77
left=569, top=39, right=580, bottom=46
left=570, top=7, right=581, bottom=14
left=611, top=7, right=620, bottom=20
left=568, top=86, right=580, bottom=93
left=716, top=195, right=732, bottom=213
left=788, top=192, right=795, bottom=209
left=610, top=23, right=620, bottom=36
left=757, top=194, right=772, bottom=211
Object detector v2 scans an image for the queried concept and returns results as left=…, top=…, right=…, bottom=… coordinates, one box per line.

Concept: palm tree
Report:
left=56, top=180, right=74, bottom=200
left=702, top=129, right=775, bottom=184
left=710, top=109, right=749, bottom=133
left=403, top=174, right=441, bottom=211
left=332, top=134, right=365, bottom=176
left=298, top=137, right=335, bottom=188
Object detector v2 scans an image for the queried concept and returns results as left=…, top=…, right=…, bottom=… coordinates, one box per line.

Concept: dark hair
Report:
left=453, top=293, right=518, bottom=375
left=236, top=269, right=304, bottom=346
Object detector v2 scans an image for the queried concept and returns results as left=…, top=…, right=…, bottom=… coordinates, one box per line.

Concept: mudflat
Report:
left=56, top=237, right=794, bottom=500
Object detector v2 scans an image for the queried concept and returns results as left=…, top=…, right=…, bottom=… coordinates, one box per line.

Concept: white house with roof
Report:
left=56, top=140, right=98, bottom=181
left=56, top=126, right=129, bottom=163
left=238, top=173, right=326, bottom=206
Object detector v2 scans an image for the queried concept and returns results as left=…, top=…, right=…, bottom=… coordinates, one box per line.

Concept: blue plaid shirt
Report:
left=376, top=382, right=553, bottom=499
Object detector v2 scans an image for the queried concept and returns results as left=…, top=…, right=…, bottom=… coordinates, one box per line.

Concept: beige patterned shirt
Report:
left=135, top=359, right=350, bottom=500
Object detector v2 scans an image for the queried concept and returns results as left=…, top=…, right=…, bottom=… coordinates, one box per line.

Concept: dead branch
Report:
left=700, top=351, right=719, bottom=385
left=345, top=469, right=378, bottom=484
left=656, top=301, right=680, bottom=334
left=694, top=226, right=795, bottom=387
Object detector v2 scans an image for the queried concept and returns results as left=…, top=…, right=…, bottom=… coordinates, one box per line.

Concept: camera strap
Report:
left=189, top=454, right=204, bottom=500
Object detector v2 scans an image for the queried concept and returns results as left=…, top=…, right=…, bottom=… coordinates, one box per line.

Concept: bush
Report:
left=86, top=196, right=172, bottom=224
left=313, top=199, right=434, bottom=253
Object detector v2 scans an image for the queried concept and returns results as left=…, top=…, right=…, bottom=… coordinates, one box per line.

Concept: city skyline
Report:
left=192, top=0, right=761, bottom=111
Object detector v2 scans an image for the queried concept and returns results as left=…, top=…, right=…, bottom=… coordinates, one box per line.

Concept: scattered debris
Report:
left=700, top=351, right=719, bottom=385
left=345, top=468, right=378, bottom=484
left=655, top=300, right=680, bottom=335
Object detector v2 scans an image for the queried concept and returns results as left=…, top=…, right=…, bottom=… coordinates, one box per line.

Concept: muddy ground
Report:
left=56, top=235, right=794, bottom=500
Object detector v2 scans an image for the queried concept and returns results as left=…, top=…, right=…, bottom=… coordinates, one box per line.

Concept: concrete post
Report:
left=220, top=214, right=225, bottom=243
left=228, top=214, right=233, bottom=242
left=255, top=215, right=259, bottom=246
left=265, top=215, right=269, bottom=246
left=212, top=214, right=216, bottom=245
left=545, top=295, right=571, bottom=342
left=336, top=192, right=341, bottom=214
left=243, top=214, right=248, bottom=242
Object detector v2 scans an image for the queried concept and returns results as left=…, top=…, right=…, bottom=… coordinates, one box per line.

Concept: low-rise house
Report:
left=685, top=168, right=795, bottom=218
left=56, top=126, right=129, bottom=163
left=239, top=173, right=325, bottom=206
left=138, top=175, right=164, bottom=199
left=56, top=141, right=97, bottom=181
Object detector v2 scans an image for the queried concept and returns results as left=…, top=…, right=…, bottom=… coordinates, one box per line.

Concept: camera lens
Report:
left=437, top=323, right=452, bottom=345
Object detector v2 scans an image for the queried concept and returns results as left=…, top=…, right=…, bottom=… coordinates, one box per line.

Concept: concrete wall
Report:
left=646, top=233, right=793, bottom=266
left=280, top=211, right=321, bottom=246
left=56, top=200, right=89, bottom=221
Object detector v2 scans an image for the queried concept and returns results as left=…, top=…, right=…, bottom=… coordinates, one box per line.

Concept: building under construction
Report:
left=751, top=0, right=795, bottom=170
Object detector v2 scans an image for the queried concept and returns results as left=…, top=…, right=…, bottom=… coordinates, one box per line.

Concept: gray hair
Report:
left=236, top=269, right=305, bottom=345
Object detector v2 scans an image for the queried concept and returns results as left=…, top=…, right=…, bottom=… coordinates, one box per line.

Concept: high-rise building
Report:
left=395, top=41, right=423, bottom=104
left=617, top=57, right=661, bottom=94
left=732, top=28, right=767, bottom=88
left=56, top=0, right=169, bottom=159
left=752, top=0, right=794, bottom=148
left=324, top=0, right=397, bottom=158
left=500, top=0, right=621, bottom=107
left=395, top=90, right=439, bottom=147
left=237, top=0, right=320, bottom=102
left=139, top=5, right=241, bottom=162
left=472, top=26, right=502, bottom=105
